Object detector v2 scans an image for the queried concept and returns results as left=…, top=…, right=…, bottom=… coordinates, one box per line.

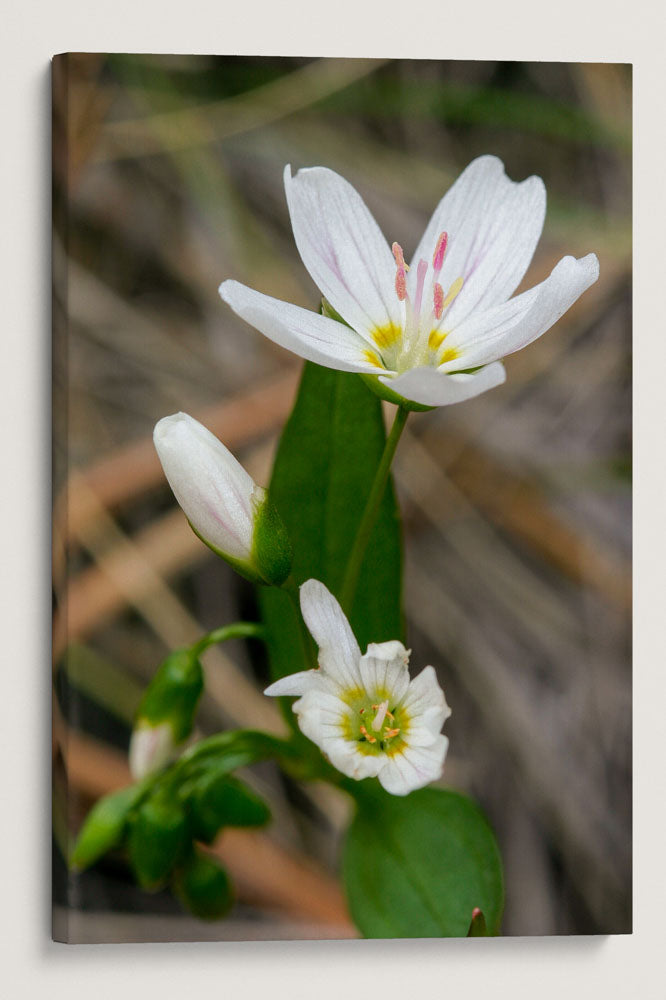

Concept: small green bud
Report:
left=191, top=773, right=271, bottom=844
left=173, top=850, right=233, bottom=921
left=128, top=792, right=189, bottom=890
left=129, top=649, right=204, bottom=779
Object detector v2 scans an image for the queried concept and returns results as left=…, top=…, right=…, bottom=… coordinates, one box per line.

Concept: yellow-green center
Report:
left=341, top=689, right=409, bottom=757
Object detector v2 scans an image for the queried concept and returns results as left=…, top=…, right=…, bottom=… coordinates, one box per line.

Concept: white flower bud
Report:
left=129, top=722, right=175, bottom=780
left=153, top=413, right=291, bottom=585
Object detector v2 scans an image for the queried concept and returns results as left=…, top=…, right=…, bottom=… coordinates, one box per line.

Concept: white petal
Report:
left=264, top=670, right=323, bottom=697
left=410, top=155, right=546, bottom=329
left=219, top=280, right=386, bottom=374
left=299, top=579, right=362, bottom=689
left=154, top=412, right=255, bottom=561
left=399, top=665, right=450, bottom=748
left=284, top=165, right=402, bottom=339
left=449, top=253, right=600, bottom=367
left=401, top=665, right=451, bottom=719
left=358, top=640, right=410, bottom=704
left=129, top=722, right=175, bottom=780
left=379, top=361, right=506, bottom=407
left=321, top=736, right=386, bottom=781
left=378, top=736, right=449, bottom=796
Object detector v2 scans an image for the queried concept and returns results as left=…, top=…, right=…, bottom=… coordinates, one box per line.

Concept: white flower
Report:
left=153, top=413, right=291, bottom=585
left=129, top=722, right=175, bottom=780
left=264, top=579, right=451, bottom=796
left=219, top=155, right=599, bottom=408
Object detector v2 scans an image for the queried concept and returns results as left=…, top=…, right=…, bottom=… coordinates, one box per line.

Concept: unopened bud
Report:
left=154, top=413, right=292, bottom=586
left=129, top=648, right=204, bottom=779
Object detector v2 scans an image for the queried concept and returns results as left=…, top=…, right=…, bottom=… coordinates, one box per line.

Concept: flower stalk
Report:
left=339, top=405, right=409, bottom=615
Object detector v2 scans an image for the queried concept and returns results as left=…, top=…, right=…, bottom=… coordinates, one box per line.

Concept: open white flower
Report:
left=219, top=155, right=599, bottom=409
left=264, top=579, right=450, bottom=795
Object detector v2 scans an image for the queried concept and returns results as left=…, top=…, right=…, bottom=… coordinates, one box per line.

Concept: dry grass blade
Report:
left=93, top=58, right=389, bottom=163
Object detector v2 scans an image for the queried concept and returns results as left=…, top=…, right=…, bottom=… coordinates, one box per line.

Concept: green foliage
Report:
left=191, top=773, right=271, bottom=844
left=137, top=648, right=204, bottom=743
left=70, top=729, right=287, bottom=891
left=128, top=792, right=189, bottom=890
left=173, top=849, right=234, bottom=921
left=343, top=787, right=504, bottom=938
left=70, top=782, right=150, bottom=871
left=260, top=362, right=403, bottom=682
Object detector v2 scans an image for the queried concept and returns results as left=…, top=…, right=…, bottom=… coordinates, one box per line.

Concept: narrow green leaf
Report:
left=70, top=782, right=149, bottom=872
left=191, top=773, right=271, bottom=843
left=260, top=362, right=403, bottom=681
left=343, top=787, right=504, bottom=938
left=173, top=849, right=233, bottom=921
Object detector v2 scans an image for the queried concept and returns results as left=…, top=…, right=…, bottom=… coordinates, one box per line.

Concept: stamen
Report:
left=433, top=282, right=444, bottom=320
left=432, top=232, right=448, bottom=274
left=412, top=259, right=428, bottom=322
left=392, top=241, right=411, bottom=301
left=395, top=267, right=407, bottom=301
left=384, top=728, right=400, bottom=739
left=392, top=242, right=406, bottom=269
left=359, top=725, right=376, bottom=745
left=372, top=701, right=389, bottom=732
left=441, top=276, right=464, bottom=311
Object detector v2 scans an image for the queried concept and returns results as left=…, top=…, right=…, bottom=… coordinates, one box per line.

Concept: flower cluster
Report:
left=150, top=156, right=599, bottom=796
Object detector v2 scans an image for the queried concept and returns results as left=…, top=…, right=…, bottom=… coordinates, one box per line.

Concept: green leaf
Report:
left=190, top=773, right=271, bottom=843
left=173, top=849, right=233, bottom=921
left=128, top=792, right=189, bottom=890
left=260, top=362, right=403, bottom=681
left=70, top=782, right=150, bottom=871
left=343, top=787, right=504, bottom=938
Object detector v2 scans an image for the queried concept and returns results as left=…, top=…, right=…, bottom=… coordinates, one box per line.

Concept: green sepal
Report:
left=69, top=780, right=151, bottom=872
left=190, top=772, right=271, bottom=844
left=173, top=848, right=233, bottom=921
left=188, top=519, right=266, bottom=585
left=128, top=791, right=189, bottom=890
left=251, top=492, right=293, bottom=586
left=137, top=648, right=204, bottom=743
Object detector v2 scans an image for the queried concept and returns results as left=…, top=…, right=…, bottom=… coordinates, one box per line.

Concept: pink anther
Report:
left=392, top=242, right=406, bottom=269
left=432, top=232, right=448, bottom=274
left=433, top=282, right=444, bottom=320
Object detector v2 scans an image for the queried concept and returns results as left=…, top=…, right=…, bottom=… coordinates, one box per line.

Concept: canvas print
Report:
left=52, top=54, right=631, bottom=943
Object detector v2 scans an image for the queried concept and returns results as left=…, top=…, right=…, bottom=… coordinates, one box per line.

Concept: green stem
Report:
left=190, top=621, right=266, bottom=658
left=339, top=405, right=409, bottom=614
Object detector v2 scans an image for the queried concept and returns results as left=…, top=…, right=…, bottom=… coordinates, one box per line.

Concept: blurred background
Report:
left=52, top=54, right=631, bottom=942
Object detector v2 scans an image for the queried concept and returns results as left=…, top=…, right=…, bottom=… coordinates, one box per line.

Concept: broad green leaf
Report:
left=190, top=773, right=271, bottom=843
left=260, top=363, right=403, bottom=681
left=128, top=792, right=189, bottom=889
left=173, top=849, right=233, bottom=921
left=343, top=787, right=504, bottom=938
left=70, top=781, right=150, bottom=871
